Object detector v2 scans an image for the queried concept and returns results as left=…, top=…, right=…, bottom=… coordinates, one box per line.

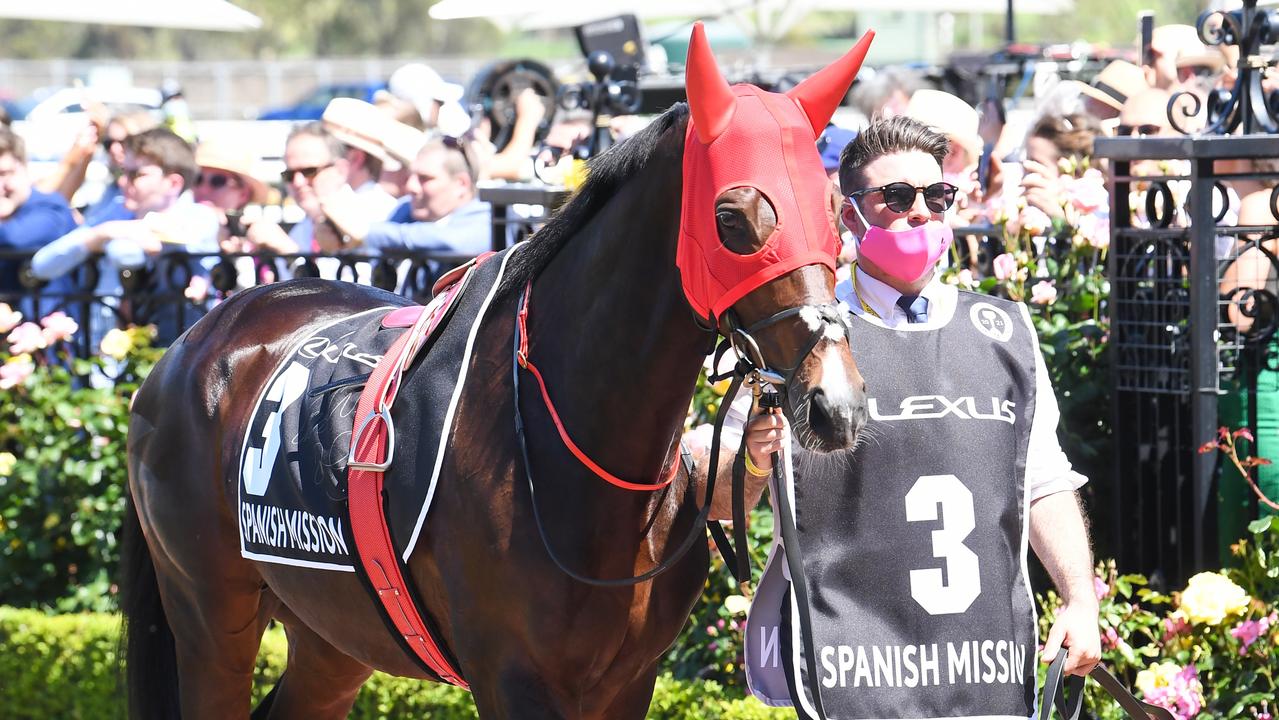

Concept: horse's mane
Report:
left=498, top=103, right=689, bottom=297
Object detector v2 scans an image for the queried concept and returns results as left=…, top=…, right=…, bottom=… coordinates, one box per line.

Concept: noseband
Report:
left=716, top=302, right=852, bottom=389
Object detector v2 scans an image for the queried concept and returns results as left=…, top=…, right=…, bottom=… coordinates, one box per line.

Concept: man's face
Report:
left=103, top=122, right=129, bottom=171
left=0, top=152, right=32, bottom=220
left=282, top=135, right=345, bottom=212
left=121, top=152, right=180, bottom=215
left=193, top=167, right=251, bottom=212
left=841, top=150, right=945, bottom=236
left=406, top=147, right=469, bottom=222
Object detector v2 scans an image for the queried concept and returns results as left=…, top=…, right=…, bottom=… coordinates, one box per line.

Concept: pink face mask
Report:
left=850, top=197, right=953, bottom=283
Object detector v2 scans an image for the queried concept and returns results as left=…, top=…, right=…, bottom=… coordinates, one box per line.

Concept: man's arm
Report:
left=1031, top=490, right=1101, bottom=677
left=30, top=224, right=116, bottom=280
left=686, top=385, right=779, bottom=521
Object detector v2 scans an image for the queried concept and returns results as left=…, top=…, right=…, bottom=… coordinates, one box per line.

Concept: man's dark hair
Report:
left=838, top=116, right=948, bottom=195
left=126, top=128, right=196, bottom=190
left=0, top=126, right=25, bottom=163
left=287, top=122, right=347, bottom=164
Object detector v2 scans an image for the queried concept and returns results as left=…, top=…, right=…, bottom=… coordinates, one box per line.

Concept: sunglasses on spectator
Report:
left=123, top=166, right=164, bottom=183
left=847, top=181, right=958, bottom=213
left=1117, top=123, right=1162, bottom=137
left=196, top=171, right=242, bottom=191
left=441, top=134, right=478, bottom=183
left=280, top=163, right=334, bottom=184
left=101, top=137, right=126, bottom=152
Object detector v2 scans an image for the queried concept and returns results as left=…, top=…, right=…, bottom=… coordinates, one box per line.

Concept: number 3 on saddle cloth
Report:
left=236, top=248, right=518, bottom=687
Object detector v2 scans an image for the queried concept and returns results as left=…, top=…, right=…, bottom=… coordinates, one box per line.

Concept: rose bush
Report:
left=0, top=304, right=161, bottom=611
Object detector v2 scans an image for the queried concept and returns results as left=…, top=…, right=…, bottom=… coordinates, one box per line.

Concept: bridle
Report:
left=513, top=279, right=852, bottom=586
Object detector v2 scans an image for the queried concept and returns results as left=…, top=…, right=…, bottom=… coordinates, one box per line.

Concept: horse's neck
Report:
left=528, top=152, right=706, bottom=482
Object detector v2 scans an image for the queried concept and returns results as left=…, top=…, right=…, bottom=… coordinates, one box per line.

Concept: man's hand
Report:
left=245, top=221, right=300, bottom=254
left=1042, top=602, right=1102, bottom=676
left=1020, top=159, right=1065, bottom=219
left=744, top=407, right=785, bottom=474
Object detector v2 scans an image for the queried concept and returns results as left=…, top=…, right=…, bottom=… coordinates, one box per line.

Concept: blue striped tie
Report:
left=897, top=295, right=929, bottom=323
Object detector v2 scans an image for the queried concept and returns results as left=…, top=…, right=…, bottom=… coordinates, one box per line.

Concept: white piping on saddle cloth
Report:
left=400, top=244, right=524, bottom=561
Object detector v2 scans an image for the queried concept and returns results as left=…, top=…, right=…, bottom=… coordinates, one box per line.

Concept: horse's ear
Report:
left=685, top=22, right=736, bottom=145
left=786, top=31, right=875, bottom=137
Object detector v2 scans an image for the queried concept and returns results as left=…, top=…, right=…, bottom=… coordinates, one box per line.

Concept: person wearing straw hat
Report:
left=375, top=118, right=427, bottom=198
left=193, top=139, right=268, bottom=215
left=318, top=99, right=399, bottom=249
left=1068, top=60, right=1149, bottom=125
left=325, top=135, right=490, bottom=256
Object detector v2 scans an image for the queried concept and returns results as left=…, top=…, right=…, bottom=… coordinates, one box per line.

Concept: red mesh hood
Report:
left=675, top=24, right=873, bottom=323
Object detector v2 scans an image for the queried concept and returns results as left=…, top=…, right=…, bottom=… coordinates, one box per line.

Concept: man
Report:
left=245, top=123, right=352, bottom=257
left=0, top=127, right=77, bottom=297
left=324, top=136, right=491, bottom=256
left=319, top=98, right=399, bottom=246
left=32, top=128, right=218, bottom=347
left=714, top=116, right=1100, bottom=718
left=1146, top=24, right=1208, bottom=91
left=193, top=139, right=267, bottom=218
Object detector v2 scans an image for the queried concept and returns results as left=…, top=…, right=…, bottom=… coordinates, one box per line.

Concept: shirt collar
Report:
left=835, top=264, right=950, bottom=329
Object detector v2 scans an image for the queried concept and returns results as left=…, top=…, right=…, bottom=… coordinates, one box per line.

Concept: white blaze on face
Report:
left=818, top=343, right=857, bottom=424
left=799, top=306, right=847, bottom=342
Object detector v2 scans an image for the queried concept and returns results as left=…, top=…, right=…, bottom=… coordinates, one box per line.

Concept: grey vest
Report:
left=763, top=291, right=1040, bottom=720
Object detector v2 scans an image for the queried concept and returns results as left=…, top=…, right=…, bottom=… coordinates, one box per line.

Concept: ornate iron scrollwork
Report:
left=1170, top=0, right=1279, bottom=135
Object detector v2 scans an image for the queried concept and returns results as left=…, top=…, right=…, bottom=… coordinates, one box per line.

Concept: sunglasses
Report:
left=441, top=135, right=477, bottom=183
left=196, top=171, right=241, bottom=191
left=122, top=166, right=163, bottom=183
left=1117, top=123, right=1162, bottom=137
left=101, top=137, right=125, bottom=152
left=848, top=181, right=958, bottom=213
left=280, top=163, right=333, bottom=184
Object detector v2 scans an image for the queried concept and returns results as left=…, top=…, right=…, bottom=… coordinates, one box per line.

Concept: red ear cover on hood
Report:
left=786, top=31, right=874, bottom=136
left=684, top=22, right=737, bottom=145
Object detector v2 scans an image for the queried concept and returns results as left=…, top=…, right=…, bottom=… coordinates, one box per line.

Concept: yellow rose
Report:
left=711, top=378, right=732, bottom=396
left=724, top=594, right=752, bottom=616
left=0, top=451, right=15, bottom=476
left=100, top=328, right=134, bottom=360
left=1135, top=661, right=1182, bottom=696
left=563, top=158, right=589, bottom=191
left=1178, top=571, right=1250, bottom=625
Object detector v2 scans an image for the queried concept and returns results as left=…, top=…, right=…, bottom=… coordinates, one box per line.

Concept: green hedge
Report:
left=0, top=607, right=792, bottom=719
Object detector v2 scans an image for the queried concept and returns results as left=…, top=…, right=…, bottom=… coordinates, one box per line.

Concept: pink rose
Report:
left=0, top=354, right=34, bottom=390
left=0, top=303, right=21, bottom=334
left=1102, top=626, right=1119, bottom=649
left=1030, top=280, right=1058, bottom=305
left=1094, top=575, right=1110, bottom=601
left=7, top=321, right=47, bottom=355
left=1066, top=173, right=1109, bottom=214
left=993, top=253, right=1017, bottom=281
left=1163, top=614, right=1190, bottom=640
left=39, top=311, right=78, bottom=344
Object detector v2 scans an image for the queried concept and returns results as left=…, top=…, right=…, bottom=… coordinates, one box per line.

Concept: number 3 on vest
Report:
left=904, top=474, right=982, bottom=615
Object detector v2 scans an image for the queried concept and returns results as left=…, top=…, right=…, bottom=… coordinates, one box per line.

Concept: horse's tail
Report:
left=120, top=488, right=181, bottom=719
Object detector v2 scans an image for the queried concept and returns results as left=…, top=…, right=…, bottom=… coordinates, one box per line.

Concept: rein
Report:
left=513, top=280, right=852, bottom=587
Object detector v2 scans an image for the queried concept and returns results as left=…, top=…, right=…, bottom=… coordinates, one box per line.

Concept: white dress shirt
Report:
left=719, top=264, right=1086, bottom=501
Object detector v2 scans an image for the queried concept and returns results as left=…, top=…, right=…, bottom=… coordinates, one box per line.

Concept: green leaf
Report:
left=1248, top=516, right=1278, bottom=534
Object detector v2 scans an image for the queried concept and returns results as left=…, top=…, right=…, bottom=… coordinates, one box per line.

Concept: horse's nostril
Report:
left=808, top=388, right=835, bottom=439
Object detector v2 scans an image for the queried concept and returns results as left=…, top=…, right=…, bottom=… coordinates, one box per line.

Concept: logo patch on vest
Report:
left=969, top=302, right=1014, bottom=343
left=868, top=395, right=1017, bottom=424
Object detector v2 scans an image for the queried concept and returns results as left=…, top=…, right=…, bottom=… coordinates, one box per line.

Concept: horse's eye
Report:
left=716, top=210, right=740, bottom=228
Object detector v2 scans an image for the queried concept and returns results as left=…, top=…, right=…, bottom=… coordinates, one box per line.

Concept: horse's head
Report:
left=677, top=23, right=872, bottom=453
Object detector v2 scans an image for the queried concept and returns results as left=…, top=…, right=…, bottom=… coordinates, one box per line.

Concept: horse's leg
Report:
left=260, top=619, right=373, bottom=720
left=469, top=661, right=574, bottom=720
left=151, top=557, right=277, bottom=719
left=594, top=665, right=661, bottom=720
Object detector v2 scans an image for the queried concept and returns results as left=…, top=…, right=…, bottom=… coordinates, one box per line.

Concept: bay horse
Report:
left=122, top=26, right=872, bottom=719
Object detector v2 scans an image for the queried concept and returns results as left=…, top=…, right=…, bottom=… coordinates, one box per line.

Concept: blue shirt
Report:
left=0, top=189, right=77, bottom=292
left=363, top=197, right=492, bottom=256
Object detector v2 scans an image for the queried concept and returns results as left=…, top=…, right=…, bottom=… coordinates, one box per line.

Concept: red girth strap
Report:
left=347, top=280, right=472, bottom=689
left=516, top=282, right=678, bottom=492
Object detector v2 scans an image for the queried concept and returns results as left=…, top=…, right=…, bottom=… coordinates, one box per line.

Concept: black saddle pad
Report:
left=236, top=249, right=516, bottom=570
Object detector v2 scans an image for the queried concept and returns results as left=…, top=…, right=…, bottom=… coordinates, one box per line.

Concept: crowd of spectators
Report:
left=1, top=23, right=1276, bottom=349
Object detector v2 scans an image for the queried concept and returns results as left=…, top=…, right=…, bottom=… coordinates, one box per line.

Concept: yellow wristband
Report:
left=743, top=450, right=771, bottom=477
